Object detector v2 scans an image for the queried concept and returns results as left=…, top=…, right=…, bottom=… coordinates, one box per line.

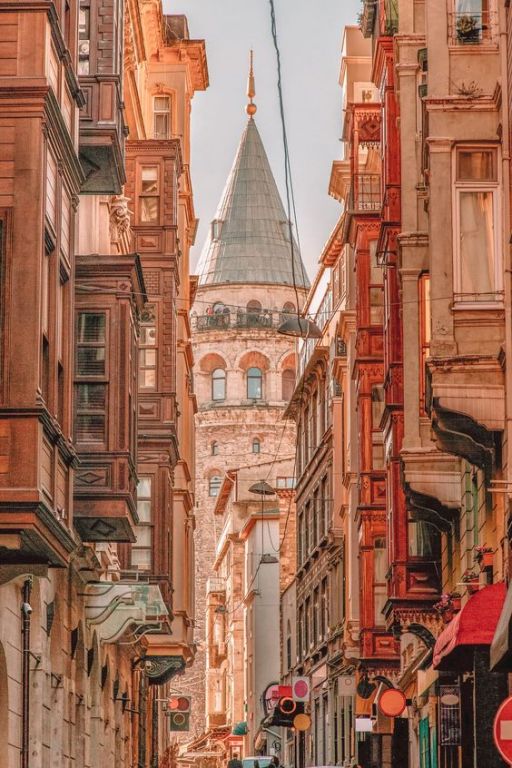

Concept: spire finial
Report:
left=246, top=49, right=257, bottom=117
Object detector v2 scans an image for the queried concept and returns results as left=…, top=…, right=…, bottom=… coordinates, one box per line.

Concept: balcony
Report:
left=79, top=76, right=126, bottom=193
left=194, top=310, right=278, bottom=332
left=350, top=173, right=382, bottom=214
left=84, top=581, right=169, bottom=644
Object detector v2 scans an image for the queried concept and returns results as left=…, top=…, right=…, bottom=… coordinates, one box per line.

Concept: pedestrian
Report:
left=227, top=753, right=243, bottom=768
left=270, top=756, right=281, bottom=768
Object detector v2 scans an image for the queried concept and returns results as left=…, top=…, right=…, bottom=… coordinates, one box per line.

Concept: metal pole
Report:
left=21, top=577, right=32, bottom=768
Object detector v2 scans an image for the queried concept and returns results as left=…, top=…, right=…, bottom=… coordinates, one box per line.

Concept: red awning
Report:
left=433, top=581, right=506, bottom=671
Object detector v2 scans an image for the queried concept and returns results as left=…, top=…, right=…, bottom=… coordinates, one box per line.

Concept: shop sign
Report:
left=439, top=684, right=461, bottom=746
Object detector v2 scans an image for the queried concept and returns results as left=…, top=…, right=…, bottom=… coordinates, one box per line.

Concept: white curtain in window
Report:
left=459, top=190, right=495, bottom=296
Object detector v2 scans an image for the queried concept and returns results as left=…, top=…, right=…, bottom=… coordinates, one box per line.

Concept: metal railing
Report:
left=352, top=173, right=382, bottom=213
left=194, top=309, right=283, bottom=332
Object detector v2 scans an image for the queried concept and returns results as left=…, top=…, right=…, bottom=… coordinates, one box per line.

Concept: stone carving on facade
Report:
left=109, top=194, right=132, bottom=244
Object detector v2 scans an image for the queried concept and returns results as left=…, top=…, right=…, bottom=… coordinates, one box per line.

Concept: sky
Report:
left=164, top=0, right=361, bottom=280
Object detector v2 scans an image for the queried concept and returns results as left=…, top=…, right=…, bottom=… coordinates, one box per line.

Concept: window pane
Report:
left=154, top=113, right=169, bottom=139
left=138, top=477, right=151, bottom=498
left=370, top=287, right=384, bottom=324
left=77, top=347, right=105, bottom=377
left=457, top=149, right=495, bottom=181
left=459, top=190, right=495, bottom=295
left=133, top=526, right=152, bottom=547
left=247, top=368, right=262, bottom=399
left=141, top=167, right=158, bottom=193
left=140, top=197, right=159, bottom=223
left=137, top=500, right=151, bottom=523
left=76, top=383, right=106, bottom=410
left=139, top=369, right=156, bottom=388
left=78, top=313, right=105, bottom=343
left=209, top=476, right=221, bottom=496
left=140, top=326, right=156, bottom=346
left=75, top=414, right=105, bottom=442
left=154, top=96, right=170, bottom=111
left=131, top=547, right=152, bottom=569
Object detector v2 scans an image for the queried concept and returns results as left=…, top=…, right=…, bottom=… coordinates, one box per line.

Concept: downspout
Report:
left=500, top=4, right=512, bottom=580
left=21, top=577, right=32, bottom=768
left=151, top=686, right=158, bottom=768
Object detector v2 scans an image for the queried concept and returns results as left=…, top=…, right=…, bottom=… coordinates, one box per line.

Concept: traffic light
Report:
left=168, top=696, right=191, bottom=731
left=270, top=696, right=305, bottom=728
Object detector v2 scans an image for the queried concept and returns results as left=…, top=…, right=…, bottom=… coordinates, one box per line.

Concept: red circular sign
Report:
left=493, top=696, right=512, bottom=763
left=293, top=679, right=309, bottom=699
left=378, top=688, right=407, bottom=718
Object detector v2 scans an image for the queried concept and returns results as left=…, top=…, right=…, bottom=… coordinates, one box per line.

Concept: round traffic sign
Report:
left=494, top=696, right=512, bottom=763
left=293, top=713, right=311, bottom=731
left=293, top=679, right=309, bottom=699
left=378, top=688, right=407, bottom=718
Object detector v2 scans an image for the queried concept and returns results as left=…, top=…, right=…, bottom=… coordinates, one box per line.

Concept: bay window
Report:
left=139, top=306, right=157, bottom=389
left=453, top=147, right=501, bottom=303
left=373, top=537, right=387, bottom=626
left=139, top=166, right=160, bottom=223
left=153, top=95, right=171, bottom=139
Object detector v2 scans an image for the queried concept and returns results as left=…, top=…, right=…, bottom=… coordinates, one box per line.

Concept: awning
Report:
left=433, top=582, right=506, bottom=671
left=491, top=580, right=512, bottom=670
left=232, top=721, right=247, bottom=736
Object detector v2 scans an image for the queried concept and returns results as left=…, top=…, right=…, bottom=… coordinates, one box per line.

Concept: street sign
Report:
left=292, top=676, right=310, bottom=702
left=493, top=695, right=512, bottom=763
left=378, top=688, right=406, bottom=718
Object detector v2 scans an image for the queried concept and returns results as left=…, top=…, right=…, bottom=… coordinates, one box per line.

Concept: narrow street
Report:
left=0, top=2, right=511, bottom=768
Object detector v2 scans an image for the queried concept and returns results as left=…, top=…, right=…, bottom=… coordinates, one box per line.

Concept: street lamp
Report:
left=277, top=314, right=322, bottom=339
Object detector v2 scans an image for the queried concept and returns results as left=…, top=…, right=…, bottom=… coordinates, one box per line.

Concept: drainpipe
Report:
left=151, top=686, right=158, bottom=768
left=500, top=5, right=512, bottom=580
left=21, top=577, right=32, bottom=768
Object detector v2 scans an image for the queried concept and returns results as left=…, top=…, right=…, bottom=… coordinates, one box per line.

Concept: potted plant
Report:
left=434, top=594, right=455, bottom=623
left=474, top=544, right=494, bottom=570
left=462, top=570, right=480, bottom=595
left=456, top=14, right=480, bottom=43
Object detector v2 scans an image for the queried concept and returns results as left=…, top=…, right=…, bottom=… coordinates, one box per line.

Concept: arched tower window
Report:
left=282, top=369, right=295, bottom=401
left=247, top=367, right=263, bottom=400
left=212, top=369, right=226, bottom=401
left=209, top=475, right=222, bottom=497
left=247, top=300, right=262, bottom=314
left=211, top=441, right=219, bottom=456
left=252, top=438, right=261, bottom=454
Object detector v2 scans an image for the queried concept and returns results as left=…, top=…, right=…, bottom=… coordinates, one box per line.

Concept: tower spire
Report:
left=246, top=49, right=257, bottom=117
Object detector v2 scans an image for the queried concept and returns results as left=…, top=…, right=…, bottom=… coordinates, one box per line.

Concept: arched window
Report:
left=247, top=300, right=262, bottom=314
left=209, top=476, right=221, bottom=497
left=211, top=441, right=219, bottom=456
left=282, top=369, right=295, bottom=401
left=252, top=438, right=261, bottom=454
left=212, top=369, right=226, bottom=401
left=282, top=301, right=295, bottom=314
left=247, top=367, right=263, bottom=399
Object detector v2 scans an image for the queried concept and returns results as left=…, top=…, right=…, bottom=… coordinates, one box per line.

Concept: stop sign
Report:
left=493, top=696, right=512, bottom=763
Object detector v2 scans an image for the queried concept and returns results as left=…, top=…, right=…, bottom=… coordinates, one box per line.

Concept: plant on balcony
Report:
left=434, top=594, right=456, bottom=623
left=474, top=544, right=494, bottom=570
left=456, top=14, right=480, bottom=42
left=462, top=570, right=480, bottom=594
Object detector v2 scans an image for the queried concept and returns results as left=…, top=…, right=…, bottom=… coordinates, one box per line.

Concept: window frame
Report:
left=153, top=94, right=171, bottom=140
left=209, top=475, right=222, bottom=497
left=138, top=164, right=161, bottom=225
left=139, top=305, right=157, bottom=391
left=131, top=476, right=153, bottom=571
left=75, top=311, right=108, bottom=447
left=247, top=367, right=263, bottom=400
left=251, top=437, right=261, bottom=454
left=211, top=368, right=226, bottom=401
left=452, top=144, right=502, bottom=307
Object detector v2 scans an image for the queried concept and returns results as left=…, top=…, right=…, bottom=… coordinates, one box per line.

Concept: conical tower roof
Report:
left=197, top=118, right=310, bottom=288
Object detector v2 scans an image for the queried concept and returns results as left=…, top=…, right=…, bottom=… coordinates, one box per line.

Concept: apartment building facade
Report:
left=0, top=4, right=206, bottom=767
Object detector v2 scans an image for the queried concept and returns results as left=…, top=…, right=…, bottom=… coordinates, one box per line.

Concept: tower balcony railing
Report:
left=194, top=309, right=287, bottom=332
